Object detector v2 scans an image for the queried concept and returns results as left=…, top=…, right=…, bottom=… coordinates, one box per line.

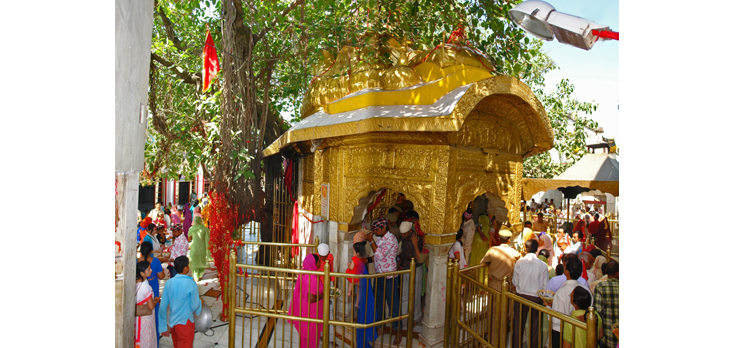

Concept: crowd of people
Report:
left=287, top=193, right=427, bottom=348
left=466, top=203, right=619, bottom=348
left=132, top=191, right=617, bottom=348
left=134, top=193, right=211, bottom=348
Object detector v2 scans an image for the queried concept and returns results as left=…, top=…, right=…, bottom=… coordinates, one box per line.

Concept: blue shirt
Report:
left=158, top=274, right=202, bottom=333
left=146, top=255, right=163, bottom=297
left=547, top=274, right=589, bottom=293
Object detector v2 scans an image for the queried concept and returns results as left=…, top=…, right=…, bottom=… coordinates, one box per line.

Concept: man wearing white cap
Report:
left=316, top=243, right=336, bottom=347
left=397, top=221, right=423, bottom=328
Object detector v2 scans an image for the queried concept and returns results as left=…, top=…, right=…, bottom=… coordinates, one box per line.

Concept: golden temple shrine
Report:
left=263, top=38, right=553, bottom=347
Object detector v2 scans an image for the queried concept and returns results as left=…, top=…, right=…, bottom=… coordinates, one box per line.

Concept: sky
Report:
left=537, top=0, right=620, bottom=145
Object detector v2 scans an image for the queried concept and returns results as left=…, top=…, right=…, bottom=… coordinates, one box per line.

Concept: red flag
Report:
left=202, top=28, right=219, bottom=93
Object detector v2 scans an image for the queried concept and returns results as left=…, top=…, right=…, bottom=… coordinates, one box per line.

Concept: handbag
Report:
left=135, top=283, right=152, bottom=317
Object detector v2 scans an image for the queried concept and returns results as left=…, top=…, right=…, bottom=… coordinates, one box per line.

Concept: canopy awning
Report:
left=521, top=178, right=619, bottom=199
left=521, top=153, right=619, bottom=199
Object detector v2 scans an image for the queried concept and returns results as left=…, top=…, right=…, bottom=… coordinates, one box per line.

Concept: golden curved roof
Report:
left=264, top=43, right=553, bottom=158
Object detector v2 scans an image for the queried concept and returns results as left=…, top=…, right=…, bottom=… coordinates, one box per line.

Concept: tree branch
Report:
left=151, top=52, right=201, bottom=87
left=155, top=0, right=186, bottom=51
left=202, top=162, right=214, bottom=183
left=256, top=61, right=275, bottom=155
left=255, top=0, right=305, bottom=47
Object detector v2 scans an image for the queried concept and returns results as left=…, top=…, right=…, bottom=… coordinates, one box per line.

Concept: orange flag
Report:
left=202, top=28, right=219, bottom=93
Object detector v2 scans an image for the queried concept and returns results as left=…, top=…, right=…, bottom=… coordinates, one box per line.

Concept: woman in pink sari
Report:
left=170, top=206, right=181, bottom=226
left=536, top=232, right=557, bottom=268
left=288, top=254, right=325, bottom=348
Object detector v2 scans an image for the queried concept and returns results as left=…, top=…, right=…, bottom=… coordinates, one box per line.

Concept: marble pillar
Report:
left=420, top=243, right=453, bottom=348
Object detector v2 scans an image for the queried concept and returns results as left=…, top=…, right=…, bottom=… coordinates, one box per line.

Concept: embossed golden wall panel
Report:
left=449, top=108, right=524, bottom=155
left=344, top=145, right=433, bottom=180
left=301, top=155, right=316, bottom=213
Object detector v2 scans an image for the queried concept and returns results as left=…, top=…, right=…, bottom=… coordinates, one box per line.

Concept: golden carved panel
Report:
left=313, top=150, right=324, bottom=216
left=323, top=132, right=449, bottom=148
left=344, top=145, right=433, bottom=180
left=430, top=147, right=450, bottom=237
left=301, top=182, right=315, bottom=213
left=342, top=176, right=433, bottom=234
left=303, top=155, right=314, bottom=182
left=444, top=149, right=523, bottom=235
left=449, top=79, right=551, bottom=156
left=449, top=108, right=524, bottom=155
left=455, top=148, right=486, bottom=172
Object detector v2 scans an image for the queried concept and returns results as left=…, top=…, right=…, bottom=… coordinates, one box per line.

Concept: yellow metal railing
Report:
left=228, top=249, right=417, bottom=348
left=219, top=237, right=319, bottom=324
left=446, top=261, right=599, bottom=348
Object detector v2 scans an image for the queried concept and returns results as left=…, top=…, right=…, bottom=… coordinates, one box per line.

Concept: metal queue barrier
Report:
left=227, top=249, right=417, bottom=348
left=445, top=260, right=599, bottom=348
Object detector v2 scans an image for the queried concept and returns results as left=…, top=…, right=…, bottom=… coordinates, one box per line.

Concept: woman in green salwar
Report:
left=187, top=216, right=210, bottom=281
left=468, top=215, right=491, bottom=283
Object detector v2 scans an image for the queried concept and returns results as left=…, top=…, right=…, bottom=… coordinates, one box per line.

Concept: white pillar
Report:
left=419, top=243, right=453, bottom=348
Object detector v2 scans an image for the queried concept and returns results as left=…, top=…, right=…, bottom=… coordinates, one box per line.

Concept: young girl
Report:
left=448, top=228, right=467, bottom=269
left=135, top=261, right=158, bottom=348
left=562, top=286, right=603, bottom=348
left=349, top=242, right=377, bottom=348
left=345, top=242, right=368, bottom=299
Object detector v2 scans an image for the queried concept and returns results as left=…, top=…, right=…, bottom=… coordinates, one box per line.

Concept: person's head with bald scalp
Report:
left=579, top=252, right=595, bottom=270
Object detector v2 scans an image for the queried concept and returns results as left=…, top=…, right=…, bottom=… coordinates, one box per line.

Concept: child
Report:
left=135, top=260, right=158, bottom=348
left=562, top=286, right=603, bottom=348
left=159, top=256, right=203, bottom=347
left=155, top=225, right=167, bottom=247
left=448, top=228, right=467, bottom=269
left=345, top=242, right=369, bottom=299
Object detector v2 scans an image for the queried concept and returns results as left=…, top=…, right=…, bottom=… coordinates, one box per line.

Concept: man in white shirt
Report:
left=548, top=256, right=592, bottom=348
left=511, top=239, right=549, bottom=348
left=148, top=202, right=163, bottom=220
left=547, top=253, right=590, bottom=292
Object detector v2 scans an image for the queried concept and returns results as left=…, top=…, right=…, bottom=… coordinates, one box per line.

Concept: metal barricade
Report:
left=449, top=262, right=502, bottom=348
left=445, top=261, right=599, bottom=348
left=228, top=250, right=416, bottom=348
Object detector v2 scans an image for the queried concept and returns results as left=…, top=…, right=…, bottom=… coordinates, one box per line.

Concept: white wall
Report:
left=115, top=0, right=154, bottom=346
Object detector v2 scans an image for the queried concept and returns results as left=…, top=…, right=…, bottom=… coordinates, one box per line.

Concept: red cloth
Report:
left=583, top=244, right=596, bottom=253
left=202, top=29, right=219, bottom=93
left=367, top=189, right=387, bottom=213
left=574, top=220, right=585, bottom=233
left=593, top=221, right=613, bottom=251
left=291, top=200, right=299, bottom=256
left=284, top=158, right=295, bottom=201
left=416, top=221, right=424, bottom=237
left=587, top=220, right=601, bottom=237
left=345, top=256, right=366, bottom=284
left=318, top=254, right=335, bottom=283
left=170, top=319, right=195, bottom=348
left=581, top=260, right=589, bottom=281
